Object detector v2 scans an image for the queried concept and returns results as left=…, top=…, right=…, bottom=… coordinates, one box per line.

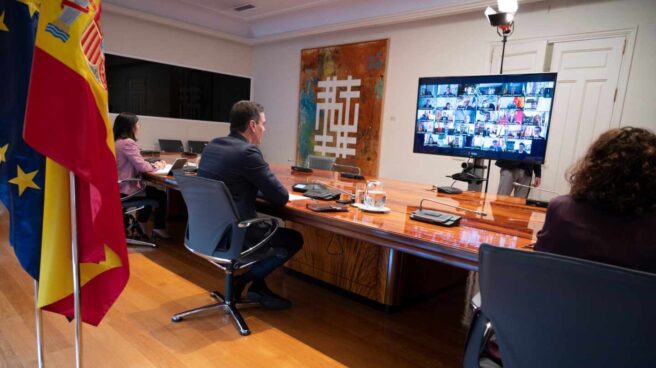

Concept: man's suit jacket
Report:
left=197, top=132, right=289, bottom=220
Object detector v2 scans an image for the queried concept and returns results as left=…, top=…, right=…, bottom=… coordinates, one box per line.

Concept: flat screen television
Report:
left=413, top=73, right=557, bottom=164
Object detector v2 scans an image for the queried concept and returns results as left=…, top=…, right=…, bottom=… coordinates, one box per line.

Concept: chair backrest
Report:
left=307, top=154, right=336, bottom=170
left=159, top=139, right=184, bottom=152
left=187, top=140, right=208, bottom=154
left=477, top=243, right=656, bottom=368
left=173, top=172, right=247, bottom=260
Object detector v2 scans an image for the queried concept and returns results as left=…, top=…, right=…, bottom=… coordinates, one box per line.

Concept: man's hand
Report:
left=533, top=177, right=542, bottom=187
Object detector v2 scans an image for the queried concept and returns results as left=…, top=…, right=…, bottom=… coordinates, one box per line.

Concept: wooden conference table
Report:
left=146, top=156, right=547, bottom=306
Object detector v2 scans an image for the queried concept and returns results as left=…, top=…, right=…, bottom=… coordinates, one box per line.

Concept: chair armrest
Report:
left=119, top=178, right=143, bottom=183
left=237, top=217, right=280, bottom=258
left=119, top=178, right=146, bottom=201
left=238, top=217, right=282, bottom=228
left=463, top=309, right=492, bottom=368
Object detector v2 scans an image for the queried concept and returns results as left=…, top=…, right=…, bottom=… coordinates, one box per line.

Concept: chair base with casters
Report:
left=171, top=241, right=277, bottom=336
left=171, top=261, right=260, bottom=336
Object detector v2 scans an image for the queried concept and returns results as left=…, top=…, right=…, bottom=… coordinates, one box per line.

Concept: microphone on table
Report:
left=312, top=179, right=355, bottom=198
left=512, top=182, right=561, bottom=208
left=512, top=182, right=561, bottom=195
left=419, top=198, right=488, bottom=217
left=288, top=159, right=313, bottom=173
left=331, top=163, right=365, bottom=180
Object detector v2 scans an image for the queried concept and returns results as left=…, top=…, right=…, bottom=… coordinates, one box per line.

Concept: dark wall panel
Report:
left=106, top=54, right=251, bottom=122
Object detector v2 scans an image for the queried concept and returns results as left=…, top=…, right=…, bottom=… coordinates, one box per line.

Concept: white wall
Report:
left=102, top=10, right=248, bottom=150
left=252, top=0, right=656, bottom=188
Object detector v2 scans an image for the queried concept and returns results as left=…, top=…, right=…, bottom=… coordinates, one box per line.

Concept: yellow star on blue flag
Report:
left=0, top=143, right=7, bottom=163
left=17, top=0, right=40, bottom=18
left=0, top=11, right=9, bottom=32
left=0, top=0, right=45, bottom=279
left=9, top=165, right=40, bottom=195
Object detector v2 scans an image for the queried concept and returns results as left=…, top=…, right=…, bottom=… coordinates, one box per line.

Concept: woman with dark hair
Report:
left=535, top=126, right=656, bottom=273
left=114, top=113, right=170, bottom=239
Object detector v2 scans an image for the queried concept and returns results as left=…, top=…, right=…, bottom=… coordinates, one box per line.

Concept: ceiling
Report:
left=103, top=0, right=531, bottom=44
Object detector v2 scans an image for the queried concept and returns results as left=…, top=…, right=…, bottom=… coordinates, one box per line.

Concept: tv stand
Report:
left=436, top=186, right=463, bottom=194
left=467, top=158, right=490, bottom=193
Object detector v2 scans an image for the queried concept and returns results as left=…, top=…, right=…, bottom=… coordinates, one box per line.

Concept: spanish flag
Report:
left=24, top=0, right=129, bottom=326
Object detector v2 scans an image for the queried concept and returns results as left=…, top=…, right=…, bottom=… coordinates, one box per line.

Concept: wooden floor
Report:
left=0, top=211, right=469, bottom=367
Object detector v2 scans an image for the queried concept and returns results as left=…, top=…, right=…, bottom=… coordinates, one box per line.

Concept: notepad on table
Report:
left=154, top=164, right=173, bottom=175
left=153, top=158, right=187, bottom=176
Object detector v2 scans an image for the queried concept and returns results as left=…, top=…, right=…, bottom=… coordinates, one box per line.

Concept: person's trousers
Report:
left=497, top=168, right=531, bottom=198
left=242, top=227, right=303, bottom=282
left=136, top=186, right=167, bottom=229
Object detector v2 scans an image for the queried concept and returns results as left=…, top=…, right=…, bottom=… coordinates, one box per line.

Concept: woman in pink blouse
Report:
left=114, top=113, right=170, bottom=239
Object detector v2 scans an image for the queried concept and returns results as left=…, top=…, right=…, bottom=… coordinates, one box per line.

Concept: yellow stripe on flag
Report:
left=37, top=159, right=122, bottom=308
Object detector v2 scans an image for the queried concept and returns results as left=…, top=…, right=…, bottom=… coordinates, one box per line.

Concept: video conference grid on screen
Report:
left=413, top=73, right=557, bottom=164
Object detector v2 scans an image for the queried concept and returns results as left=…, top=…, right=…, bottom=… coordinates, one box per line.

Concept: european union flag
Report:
left=0, top=1, right=44, bottom=279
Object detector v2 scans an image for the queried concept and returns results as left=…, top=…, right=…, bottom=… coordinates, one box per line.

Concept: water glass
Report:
left=354, top=183, right=366, bottom=204
left=364, top=180, right=386, bottom=209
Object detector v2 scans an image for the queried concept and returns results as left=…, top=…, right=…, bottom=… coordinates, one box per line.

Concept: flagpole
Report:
left=34, top=281, right=44, bottom=368
left=68, top=172, right=82, bottom=368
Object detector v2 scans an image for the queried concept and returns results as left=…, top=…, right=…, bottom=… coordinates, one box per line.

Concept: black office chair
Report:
left=158, top=139, right=184, bottom=152
left=119, top=178, right=157, bottom=248
left=187, top=140, right=208, bottom=154
left=170, top=172, right=280, bottom=336
left=463, top=243, right=656, bottom=368
left=307, top=154, right=336, bottom=170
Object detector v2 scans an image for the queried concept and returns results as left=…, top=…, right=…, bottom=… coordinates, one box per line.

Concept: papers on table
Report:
left=153, top=158, right=187, bottom=175
left=154, top=164, right=173, bottom=175
left=288, top=193, right=310, bottom=201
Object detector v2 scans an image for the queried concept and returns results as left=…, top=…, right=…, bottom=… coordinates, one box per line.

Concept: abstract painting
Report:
left=297, top=39, right=388, bottom=176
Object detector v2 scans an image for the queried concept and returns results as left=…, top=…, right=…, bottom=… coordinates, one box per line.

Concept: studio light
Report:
left=484, top=0, right=519, bottom=74
left=484, top=0, right=518, bottom=36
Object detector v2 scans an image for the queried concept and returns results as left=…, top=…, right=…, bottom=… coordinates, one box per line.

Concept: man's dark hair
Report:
left=113, top=112, right=138, bottom=141
left=568, top=126, right=656, bottom=215
left=229, top=100, right=264, bottom=133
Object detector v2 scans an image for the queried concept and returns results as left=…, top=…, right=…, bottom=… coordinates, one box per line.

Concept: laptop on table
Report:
left=154, top=158, right=187, bottom=176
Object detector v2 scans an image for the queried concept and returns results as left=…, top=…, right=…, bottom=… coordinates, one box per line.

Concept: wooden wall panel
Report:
left=286, top=221, right=390, bottom=303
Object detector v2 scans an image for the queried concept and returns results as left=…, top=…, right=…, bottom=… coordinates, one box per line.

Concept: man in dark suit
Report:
left=198, top=100, right=303, bottom=310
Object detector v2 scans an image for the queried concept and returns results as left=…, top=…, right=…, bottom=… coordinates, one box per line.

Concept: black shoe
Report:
left=246, top=282, right=292, bottom=310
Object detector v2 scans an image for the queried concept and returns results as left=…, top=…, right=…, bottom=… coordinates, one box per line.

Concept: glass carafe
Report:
left=364, top=180, right=387, bottom=209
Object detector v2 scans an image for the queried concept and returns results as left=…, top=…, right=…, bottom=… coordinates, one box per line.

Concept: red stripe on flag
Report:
left=82, top=37, right=92, bottom=54
left=89, top=40, right=101, bottom=63
left=24, top=48, right=128, bottom=326
left=81, top=27, right=93, bottom=48
left=85, top=34, right=99, bottom=56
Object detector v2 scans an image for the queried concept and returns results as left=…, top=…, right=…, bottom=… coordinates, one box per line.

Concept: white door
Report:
left=488, top=40, right=548, bottom=75
left=539, top=37, right=625, bottom=200
left=487, top=37, right=626, bottom=201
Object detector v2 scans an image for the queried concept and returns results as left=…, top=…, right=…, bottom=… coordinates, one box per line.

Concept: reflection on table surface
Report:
left=145, top=156, right=547, bottom=269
